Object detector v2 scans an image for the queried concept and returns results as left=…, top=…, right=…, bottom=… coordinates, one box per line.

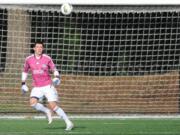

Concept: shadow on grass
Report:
left=44, top=125, right=86, bottom=131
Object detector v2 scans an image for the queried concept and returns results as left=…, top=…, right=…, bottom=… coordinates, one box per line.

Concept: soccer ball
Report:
left=61, top=3, right=73, bottom=15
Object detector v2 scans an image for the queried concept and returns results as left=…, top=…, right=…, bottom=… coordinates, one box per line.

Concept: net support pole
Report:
left=5, top=9, right=31, bottom=81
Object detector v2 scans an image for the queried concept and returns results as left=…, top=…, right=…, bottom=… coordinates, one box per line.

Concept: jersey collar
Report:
left=34, top=54, right=43, bottom=60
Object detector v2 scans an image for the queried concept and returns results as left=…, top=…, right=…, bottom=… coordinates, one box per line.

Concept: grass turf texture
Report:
left=0, top=119, right=180, bottom=135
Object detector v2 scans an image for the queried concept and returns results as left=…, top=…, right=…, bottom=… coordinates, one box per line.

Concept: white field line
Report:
left=1, top=114, right=180, bottom=119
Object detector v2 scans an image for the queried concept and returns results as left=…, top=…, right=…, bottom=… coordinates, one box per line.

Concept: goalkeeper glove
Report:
left=52, top=77, right=61, bottom=86
left=21, top=82, right=29, bottom=94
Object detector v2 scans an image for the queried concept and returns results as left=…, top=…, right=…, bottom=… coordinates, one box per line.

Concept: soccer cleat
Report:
left=65, top=121, right=74, bottom=131
left=46, top=110, right=52, bottom=124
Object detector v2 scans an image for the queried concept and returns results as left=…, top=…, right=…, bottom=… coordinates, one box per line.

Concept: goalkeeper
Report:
left=21, top=41, right=73, bottom=131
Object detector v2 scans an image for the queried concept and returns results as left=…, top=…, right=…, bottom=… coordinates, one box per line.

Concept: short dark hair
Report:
left=33, top=41, right=44, bottom=48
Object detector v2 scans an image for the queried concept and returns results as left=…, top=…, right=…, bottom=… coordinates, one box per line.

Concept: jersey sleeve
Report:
left=48, top=57, right=56, bottom=71
left=23, top=59, right=30, bottom=73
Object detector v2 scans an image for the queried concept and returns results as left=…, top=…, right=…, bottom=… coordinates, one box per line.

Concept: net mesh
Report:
left=0, top=5, right=180, bottom=115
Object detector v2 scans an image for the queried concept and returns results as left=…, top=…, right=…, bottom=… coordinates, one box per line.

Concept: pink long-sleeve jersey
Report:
left=23, top=54, right=56, bottom=87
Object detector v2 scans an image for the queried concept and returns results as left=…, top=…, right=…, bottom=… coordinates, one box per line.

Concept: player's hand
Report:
left=52, top=77, right=61, bottom=86
left=21, top=83, right=29, bottom=94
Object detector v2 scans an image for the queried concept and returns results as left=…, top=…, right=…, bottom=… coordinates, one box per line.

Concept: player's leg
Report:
left=44, top=85, right=74, bottom=130
left=30, top=87, right=52, bottom=124
left=49, top=101, right=74, bottom=130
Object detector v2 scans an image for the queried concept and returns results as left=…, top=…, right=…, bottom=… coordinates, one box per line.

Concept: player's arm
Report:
left=21, top=59, right=29, bottom=94
left=49, top=58, right=61, bottom=86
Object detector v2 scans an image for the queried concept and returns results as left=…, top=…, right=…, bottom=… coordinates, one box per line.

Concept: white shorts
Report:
left=30, top=85, right=59, bottom=102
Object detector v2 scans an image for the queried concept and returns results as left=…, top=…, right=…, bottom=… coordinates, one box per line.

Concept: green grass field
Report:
left=0, top=119, right=180, bottom=135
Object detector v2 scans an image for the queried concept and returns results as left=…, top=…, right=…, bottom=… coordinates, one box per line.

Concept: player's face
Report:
left=34, top=43, right=44, bottom=56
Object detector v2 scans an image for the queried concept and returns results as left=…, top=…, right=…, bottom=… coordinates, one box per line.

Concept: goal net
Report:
left=0, top=5, right=180, bottom=116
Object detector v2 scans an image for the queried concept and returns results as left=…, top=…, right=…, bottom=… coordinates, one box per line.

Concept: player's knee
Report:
left=52, top=105, right=60, bottom=112
left=30, top=98, right=38, bottom=107
left=50, top=105, right=57, bottom=111
left=48, top=102, right=57, bottom=111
